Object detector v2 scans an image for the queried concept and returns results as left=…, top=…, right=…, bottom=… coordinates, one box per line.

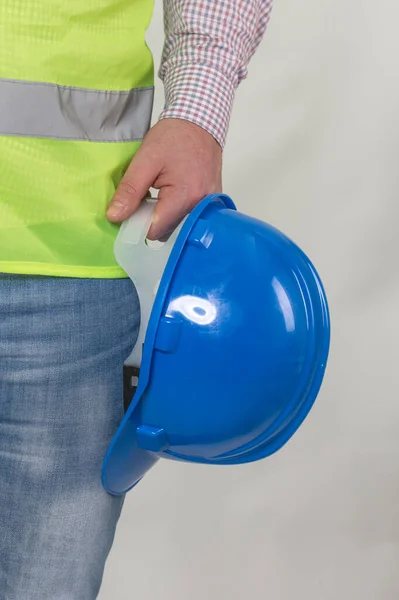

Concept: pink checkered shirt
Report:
left=158, top=0, right=274, bottom=148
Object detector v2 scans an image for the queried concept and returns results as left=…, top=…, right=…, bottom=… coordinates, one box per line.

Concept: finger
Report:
left=147, top=189, right=197, bottom=240
left=106, top=150, right=160, bottom=222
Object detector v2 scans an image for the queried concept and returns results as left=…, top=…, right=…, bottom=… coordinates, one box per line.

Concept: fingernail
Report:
left=106, top=200, right=125, bottom=220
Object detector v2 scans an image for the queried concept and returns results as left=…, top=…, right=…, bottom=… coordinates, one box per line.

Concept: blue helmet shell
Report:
left=102, top=194, right=330, bottom=495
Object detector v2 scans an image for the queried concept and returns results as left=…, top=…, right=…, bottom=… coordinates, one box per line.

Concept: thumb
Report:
left=106, top=149, right=160, bottom=222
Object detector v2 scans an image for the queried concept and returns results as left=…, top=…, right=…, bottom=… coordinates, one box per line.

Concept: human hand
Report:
left=106, top=118, right=223, bottom=240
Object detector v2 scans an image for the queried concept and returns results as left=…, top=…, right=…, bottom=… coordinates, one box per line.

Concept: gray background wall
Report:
left=100, top=1, right=399, bottom=598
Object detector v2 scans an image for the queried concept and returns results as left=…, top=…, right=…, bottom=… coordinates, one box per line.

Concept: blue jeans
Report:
left=0, top=275, right=140, bottom=599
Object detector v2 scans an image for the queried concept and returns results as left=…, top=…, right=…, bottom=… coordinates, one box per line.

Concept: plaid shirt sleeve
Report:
left=158, top=0, right=274, bottom=148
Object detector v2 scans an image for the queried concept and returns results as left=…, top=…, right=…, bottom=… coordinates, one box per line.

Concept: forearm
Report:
left=158, top=0, right=274, bottom=148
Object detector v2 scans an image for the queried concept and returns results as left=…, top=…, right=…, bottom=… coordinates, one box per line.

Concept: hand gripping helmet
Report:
left=102, top=194, right=330, bottom=495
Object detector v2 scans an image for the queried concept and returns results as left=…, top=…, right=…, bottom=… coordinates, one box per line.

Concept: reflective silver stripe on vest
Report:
left=0, top=78, right=154, bottom=142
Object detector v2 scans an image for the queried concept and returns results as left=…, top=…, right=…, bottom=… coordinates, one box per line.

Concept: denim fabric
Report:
left=0, top=275, right=140, bottom=599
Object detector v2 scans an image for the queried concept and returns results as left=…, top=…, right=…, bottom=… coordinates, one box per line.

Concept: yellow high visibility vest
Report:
left=0, top=0, right=154, bottom=278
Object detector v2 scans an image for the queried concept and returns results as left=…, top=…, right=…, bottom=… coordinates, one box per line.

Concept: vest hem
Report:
left=0, top=262, right=128, bottom=279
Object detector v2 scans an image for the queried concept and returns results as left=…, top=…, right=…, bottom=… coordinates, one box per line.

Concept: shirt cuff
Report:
left=158, top=63, right=236, bottom=149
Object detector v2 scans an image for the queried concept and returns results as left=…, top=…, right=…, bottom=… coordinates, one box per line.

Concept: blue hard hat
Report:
left=102, top=194, right=330, bottom=495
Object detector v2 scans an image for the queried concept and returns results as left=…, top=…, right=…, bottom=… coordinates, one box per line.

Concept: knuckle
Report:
left=119, top=178, right=140, bottom=198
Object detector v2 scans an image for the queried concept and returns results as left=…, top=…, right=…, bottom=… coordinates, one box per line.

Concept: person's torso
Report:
left=0, top=0, right=154, bottom=278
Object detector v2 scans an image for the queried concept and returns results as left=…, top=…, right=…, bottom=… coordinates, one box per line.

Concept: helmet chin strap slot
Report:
left=114, top=198, right=185, bottom=369
left=123, top=365, right=140, bottom=412
left=145, top=238, right=165, bottom=249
